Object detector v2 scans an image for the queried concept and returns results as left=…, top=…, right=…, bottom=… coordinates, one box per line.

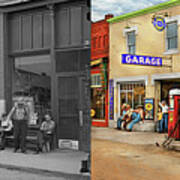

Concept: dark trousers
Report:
left=13, top=120, right=28, bottom=151
left=160, top=113, right=168, bottom=133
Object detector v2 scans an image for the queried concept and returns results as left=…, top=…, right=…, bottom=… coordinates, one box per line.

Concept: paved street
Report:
left=91, top=127, right=180, bottom=180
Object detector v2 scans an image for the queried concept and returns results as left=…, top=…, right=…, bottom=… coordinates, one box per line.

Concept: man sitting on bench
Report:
left=36, top=113, right=55, bottom=153
left=0, top=113, right=13, bottom=150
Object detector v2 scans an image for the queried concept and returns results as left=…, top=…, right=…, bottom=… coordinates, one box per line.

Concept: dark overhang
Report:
left=0, top=0, right=30, bottom=7
left=0, top=0, right=71, bottom=13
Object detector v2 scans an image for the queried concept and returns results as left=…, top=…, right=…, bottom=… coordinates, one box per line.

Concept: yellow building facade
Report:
left=108, top=1, right=180, bottom=125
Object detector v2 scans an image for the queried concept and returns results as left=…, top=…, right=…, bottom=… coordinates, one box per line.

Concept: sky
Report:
left=92, top=0, right=169, bottom=21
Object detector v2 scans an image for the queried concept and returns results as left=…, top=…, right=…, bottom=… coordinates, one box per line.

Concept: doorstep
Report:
left=133, top=120, right=156, bottom=132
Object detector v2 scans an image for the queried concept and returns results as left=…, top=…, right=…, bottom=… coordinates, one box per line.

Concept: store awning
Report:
left=91, top=59, right=102, bottom=66
left=0, top=0, right=30, bottom=6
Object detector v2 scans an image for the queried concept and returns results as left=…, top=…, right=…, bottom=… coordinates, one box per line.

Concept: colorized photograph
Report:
left=91, top=0, right=180, bottom=179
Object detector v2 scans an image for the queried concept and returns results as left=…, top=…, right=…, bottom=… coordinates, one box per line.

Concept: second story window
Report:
left=127, top=31, right=136, bottom=54
left=166, top=22, right=178, bottom=50
left=91, top=74, right=101, bottom=87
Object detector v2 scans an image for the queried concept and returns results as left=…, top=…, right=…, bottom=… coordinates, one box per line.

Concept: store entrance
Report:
left=161, top=80, right=180, bottom=102
left=57, top=76, right=80, bottom=140
left=13, top=55, right=51, bottom=125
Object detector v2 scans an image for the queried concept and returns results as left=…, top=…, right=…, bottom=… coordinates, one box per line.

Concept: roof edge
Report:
left=107, top=0, right=180, bottom=24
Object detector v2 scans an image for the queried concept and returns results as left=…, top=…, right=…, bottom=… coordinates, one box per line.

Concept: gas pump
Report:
left=168, top=89, right=180, bottom=140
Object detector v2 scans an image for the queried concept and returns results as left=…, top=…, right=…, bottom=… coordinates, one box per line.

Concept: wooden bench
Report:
left=5, top=125, right=40, bottom=150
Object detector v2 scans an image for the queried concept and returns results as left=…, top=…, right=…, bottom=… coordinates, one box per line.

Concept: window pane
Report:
left=128, top=32, right=135, bottom=45
left=97, top=76, right=101, bottom=85
left=91, top=74, right=101, bottom=86
left=167, top=22, right=177, bottom=38
left=95, top=75, right=98, bottom=85
left=127, top=31, right=136, bottom=54
left=129, top=45, right=135, bottom=54
left=168, top=37, right=177, bottom=49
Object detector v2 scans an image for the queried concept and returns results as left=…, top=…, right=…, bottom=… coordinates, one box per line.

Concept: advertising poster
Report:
left=144, top=98, right=154, bottom=120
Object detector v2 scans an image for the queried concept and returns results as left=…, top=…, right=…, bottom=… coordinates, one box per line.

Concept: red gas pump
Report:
left=168, top=89, right=180, bottom=140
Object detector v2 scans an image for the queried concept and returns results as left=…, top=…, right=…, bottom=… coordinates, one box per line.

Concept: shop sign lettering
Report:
left=122, top=54, right=162, bottom=66
left=109, top=79, right=114, bottom=120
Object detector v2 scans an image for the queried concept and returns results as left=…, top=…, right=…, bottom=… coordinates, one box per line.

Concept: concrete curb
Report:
left=0, top=163, right=90, bottom=180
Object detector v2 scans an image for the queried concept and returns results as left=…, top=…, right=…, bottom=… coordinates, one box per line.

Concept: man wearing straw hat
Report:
left=9, top=97, right=29, bottom=153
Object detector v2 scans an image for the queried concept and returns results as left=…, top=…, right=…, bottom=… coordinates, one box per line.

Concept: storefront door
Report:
left=58, top=75, right=80, bottom=141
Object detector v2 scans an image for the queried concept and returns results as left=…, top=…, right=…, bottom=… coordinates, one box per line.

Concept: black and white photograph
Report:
left=0, top=0, right=91, bottom=180
left=1, top=0, right=180, bottom=180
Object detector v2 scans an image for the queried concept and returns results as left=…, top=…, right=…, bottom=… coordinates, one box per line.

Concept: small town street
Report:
left=91, top=127, right=180, bottom=180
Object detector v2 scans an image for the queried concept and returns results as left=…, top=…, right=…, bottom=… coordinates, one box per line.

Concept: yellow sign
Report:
left=91, top=109, right=96, bottom=117
left=145, top=103, right=153, bottom=111
left=91, top=59, right=102, bottom=66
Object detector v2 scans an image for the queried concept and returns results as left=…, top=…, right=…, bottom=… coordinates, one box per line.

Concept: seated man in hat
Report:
left=126, top=105, right=144, bottom=131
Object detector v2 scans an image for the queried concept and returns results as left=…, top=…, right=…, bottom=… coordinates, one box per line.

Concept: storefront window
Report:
left=13, top=55, right=51, bottom=125
left=91, top=88, right=105, bottom=119
left=120, top=83, right=145, bottom=109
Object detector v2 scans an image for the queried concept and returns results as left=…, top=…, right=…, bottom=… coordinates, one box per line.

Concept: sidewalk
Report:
left=0, top=149, right=90, bottom=180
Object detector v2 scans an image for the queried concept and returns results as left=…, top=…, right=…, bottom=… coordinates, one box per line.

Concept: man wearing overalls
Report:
left=9, top=98, right=29, bottom=153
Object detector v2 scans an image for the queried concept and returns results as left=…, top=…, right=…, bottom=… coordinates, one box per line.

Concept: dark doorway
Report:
left=58, top=76, right=80, bottom=140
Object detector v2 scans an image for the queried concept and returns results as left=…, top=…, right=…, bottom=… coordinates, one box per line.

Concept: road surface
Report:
left=91, top=128, right=180, bottom=180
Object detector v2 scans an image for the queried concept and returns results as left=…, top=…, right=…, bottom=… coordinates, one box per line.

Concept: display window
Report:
left=119, top=83, right=145, bottom=109
left=91, top=88, right=105, bottom=119
left=13, top=55, right=51, bottom=125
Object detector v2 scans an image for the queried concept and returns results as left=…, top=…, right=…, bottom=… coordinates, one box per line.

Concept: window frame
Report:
left=164, top=15, right=180, bottom=55
left=91, top=73, right=102, bottom=88
left=123, top=26, right=138, bottom=55
left=166, top=21, right=178, bottom=51
left=127, top=30, right=136, bottom=54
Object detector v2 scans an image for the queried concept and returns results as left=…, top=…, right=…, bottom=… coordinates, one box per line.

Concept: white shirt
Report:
left=159, top=102, right=168, bottom=114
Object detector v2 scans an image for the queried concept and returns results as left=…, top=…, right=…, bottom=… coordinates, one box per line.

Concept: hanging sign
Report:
left=122, top=54, right=162, bottom=66
left=153, top=16, right=166, bottom=32
left=100, top=63, right=107, bottom=90
left=109, top=79, right=114, bottom=120
left=144, top=98, right=154, bottom=120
